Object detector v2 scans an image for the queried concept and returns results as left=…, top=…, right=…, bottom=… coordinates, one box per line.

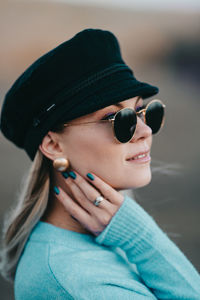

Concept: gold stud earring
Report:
left=53, top=158, right=70, bottom=172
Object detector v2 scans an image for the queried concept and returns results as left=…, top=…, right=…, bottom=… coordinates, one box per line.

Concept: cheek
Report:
left=61, top=127, right=153, bottom=189
left=62, top=126, right=122, bottom=168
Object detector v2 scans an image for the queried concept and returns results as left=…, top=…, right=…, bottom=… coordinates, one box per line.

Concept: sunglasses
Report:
left=63, top=99, right=165, bottom=143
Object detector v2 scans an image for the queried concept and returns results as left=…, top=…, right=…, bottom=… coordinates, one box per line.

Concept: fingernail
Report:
left=87, top=173, right=94, bottom=181
left=53, top=186, right=60, bottom=195
left=68, top=171, right=76, bottom=179
left=62, top=172, right=69, bottom=179
left=71, top=215, right=78, bottom=221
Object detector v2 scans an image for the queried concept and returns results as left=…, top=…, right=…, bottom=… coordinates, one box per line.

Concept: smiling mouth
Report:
left=126, top=152, right=151, bottom=163
left=127, top=153, right=148, bottom=160
left=126, top=150, right=150, bottom=161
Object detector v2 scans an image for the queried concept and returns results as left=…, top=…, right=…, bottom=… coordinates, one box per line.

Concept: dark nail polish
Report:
left=53, top=186, right=60, bottom=195
left=71, top=215, right=78, bottom=221
left=87, top=173, right=94, bottom=181
left=68, top=171, right=76, bottom=179
left=62, top=172, right=69, bottom=179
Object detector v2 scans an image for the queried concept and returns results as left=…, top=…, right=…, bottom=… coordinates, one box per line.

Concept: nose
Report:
left=130, top=116, right=152, bottom=143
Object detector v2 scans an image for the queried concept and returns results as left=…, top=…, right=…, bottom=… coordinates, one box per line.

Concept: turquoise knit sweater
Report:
left=14, top=195, right=200, bottom=299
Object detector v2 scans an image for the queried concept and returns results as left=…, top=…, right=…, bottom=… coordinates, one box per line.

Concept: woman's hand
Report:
left=53, top=171, right=124, bottom=236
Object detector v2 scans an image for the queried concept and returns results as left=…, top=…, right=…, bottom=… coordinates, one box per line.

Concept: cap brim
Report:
left=59, top=72, right=159, bottom=123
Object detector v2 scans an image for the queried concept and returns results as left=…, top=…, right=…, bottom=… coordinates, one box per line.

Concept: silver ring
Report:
left=93, top=196, right=104, bottom=207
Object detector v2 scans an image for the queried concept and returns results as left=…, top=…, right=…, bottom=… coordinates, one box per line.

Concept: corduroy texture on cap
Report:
left=0, top=28, right=159, bottom=161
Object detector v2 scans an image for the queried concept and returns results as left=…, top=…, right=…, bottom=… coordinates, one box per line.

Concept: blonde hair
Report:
left=0, top=150, right=51, bottom=283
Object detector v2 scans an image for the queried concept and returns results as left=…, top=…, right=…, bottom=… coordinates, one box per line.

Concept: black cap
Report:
left=0, top=28, right=159, bottom=161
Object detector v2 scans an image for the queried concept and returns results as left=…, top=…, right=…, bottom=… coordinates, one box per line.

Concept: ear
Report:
left=39, top=131, right=63, bottom=161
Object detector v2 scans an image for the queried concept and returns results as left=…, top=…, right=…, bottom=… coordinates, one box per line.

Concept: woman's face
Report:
left=56, top=96, right=153, bottom=190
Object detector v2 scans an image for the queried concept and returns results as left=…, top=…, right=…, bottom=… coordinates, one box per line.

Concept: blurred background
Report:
left=0, top=0, right=200, bottom=298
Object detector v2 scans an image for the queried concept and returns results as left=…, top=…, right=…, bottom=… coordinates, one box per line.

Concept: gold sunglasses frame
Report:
left=63, top=99, right=166, bottom=143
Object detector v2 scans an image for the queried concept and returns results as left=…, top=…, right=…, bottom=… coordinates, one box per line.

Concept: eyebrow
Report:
left=113, top=96, right=142, bottom=108
left=94, top=96, right=142, bottom=116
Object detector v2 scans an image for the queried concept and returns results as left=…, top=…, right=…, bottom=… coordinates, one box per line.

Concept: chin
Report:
left=134, top=170, right=152, bottom=189
left=115, top=169, right=152, bottom=190
left=133, top=177, right=151, bottom=189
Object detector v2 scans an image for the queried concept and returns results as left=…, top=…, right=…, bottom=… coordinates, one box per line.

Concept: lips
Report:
left=126, top=149, right=150, bottom=161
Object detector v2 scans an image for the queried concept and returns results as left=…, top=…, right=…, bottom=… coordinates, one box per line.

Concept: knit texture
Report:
left=14, top=195, right=200, bottom=299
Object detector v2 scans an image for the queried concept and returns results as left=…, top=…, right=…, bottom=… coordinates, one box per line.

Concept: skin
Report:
left=39, top=96, right=153, bottom=235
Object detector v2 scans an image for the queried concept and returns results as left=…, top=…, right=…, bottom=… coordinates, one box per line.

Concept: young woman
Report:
left=0, top=28, right=200, bottom=299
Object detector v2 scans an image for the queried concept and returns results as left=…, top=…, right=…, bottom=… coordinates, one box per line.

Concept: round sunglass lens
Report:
left=114, top=108, right=137, bottom=143
left=146, top=101, right=164, bottom=134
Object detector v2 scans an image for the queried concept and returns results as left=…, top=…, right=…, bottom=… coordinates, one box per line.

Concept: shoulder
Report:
left=48, top=241, right=102, bottom=294
left=48, top=243, right=157, bottom=300
left=14, top=238, right=74, bottom=299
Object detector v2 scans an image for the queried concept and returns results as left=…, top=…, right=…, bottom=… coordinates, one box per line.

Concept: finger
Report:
left=63, top=176, right=105, bottom=215
left=55, top=186, right=92, bottom=225
left=64, top=171, right=115, bottom=211
left=84, top=172, right=124, bottom=205
left=54, top=186, right=111, bottom=236
left=66, top=172, right=113, bottom=210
